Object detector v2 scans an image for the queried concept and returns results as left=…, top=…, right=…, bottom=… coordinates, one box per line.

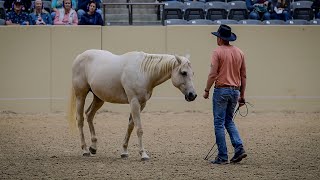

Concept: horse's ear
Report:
left=175, top=55, right=182, bottom=65
left=185, top=53, right=191, bottom=60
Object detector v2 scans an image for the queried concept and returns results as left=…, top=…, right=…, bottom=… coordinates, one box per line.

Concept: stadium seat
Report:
left=188, top=19, right=213, bottom=25
left=227, top=1, right=248, bottom=20
left=309, top=19, right=320, bottom=25
left=285, top=19, right=309, bottom=25
left=238, top=19, right=262, bottom=24
left=165, top=19, right=188, bottom=25
left=292, top=1, right=314, bottom=21
left=213, top=19, right=239, bottom=24
left=205, top=2, right=228, bottom=21
left=183, top=1, right=206, bottom=20
left=163, top=1, right=184, bottom=20
left=263, top=19, right=286, bottom=25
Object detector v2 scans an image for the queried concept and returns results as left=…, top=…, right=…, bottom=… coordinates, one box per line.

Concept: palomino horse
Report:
left=68, top=49, right=197, bottom=160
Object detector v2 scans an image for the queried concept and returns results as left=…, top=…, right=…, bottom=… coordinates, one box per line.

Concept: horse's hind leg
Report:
left=75, top=91, right=90, bottom=156
left=121, top=103, right=145, bottom=159
left=85, top=94, right=104, bottom=155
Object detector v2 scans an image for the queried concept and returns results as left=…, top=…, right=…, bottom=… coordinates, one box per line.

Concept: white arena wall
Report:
left=0, top=25, right=319, bottom=113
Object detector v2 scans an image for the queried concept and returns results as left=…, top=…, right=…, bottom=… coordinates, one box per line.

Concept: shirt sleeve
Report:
left=208, top=50, right=219, bottom=82
left=54, top=10, right=64, bottom=25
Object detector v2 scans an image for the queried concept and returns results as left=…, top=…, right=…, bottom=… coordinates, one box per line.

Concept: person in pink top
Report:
left=203, top=24, right=247, bottom=165
left=53, top=0, right=78, bottom=25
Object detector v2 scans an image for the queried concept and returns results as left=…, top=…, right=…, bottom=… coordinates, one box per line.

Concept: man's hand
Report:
left=203, top=90, right=209, bottom=99
left=238, top=97, right=245, bottom=107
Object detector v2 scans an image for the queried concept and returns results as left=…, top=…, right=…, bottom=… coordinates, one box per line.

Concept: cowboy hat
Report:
left=211, top=24, right=237, bottom=42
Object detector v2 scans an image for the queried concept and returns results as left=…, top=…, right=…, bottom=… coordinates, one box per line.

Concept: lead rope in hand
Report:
left=203, top=101, right=253, bottom=161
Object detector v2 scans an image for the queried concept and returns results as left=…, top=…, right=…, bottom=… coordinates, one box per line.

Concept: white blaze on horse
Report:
left=67, top=49, right=197, bottom=160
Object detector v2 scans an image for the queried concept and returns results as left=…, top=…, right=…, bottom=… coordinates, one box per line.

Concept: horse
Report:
left=67, top=49, right=197, bottom=161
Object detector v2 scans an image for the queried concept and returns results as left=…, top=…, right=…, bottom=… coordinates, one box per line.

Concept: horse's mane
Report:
left=140, top=53, right=178, bottom=76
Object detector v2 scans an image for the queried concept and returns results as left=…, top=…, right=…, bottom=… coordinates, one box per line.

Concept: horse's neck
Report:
left=141, top=54, right=176, bottom=89
left=151, top=72, right=172, bottom=88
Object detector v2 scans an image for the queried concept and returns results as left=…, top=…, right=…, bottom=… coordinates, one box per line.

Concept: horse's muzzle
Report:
left=185, top=92, right=197, bottom=102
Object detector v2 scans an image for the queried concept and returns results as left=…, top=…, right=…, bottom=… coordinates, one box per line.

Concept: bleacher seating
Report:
left=183, top=1, right=205, bottom=20
left=213, top=19, right=238, bottom=24
left=309, top=19, right=320, bottom=25
left=205, top=1, right=228, bottom=21
left=285, top=19, right=309, bottom=25
left=292, top=1, right=314, bottom=21
left=263, top=19, right=286, bottom=25
left=227, top=1, right=248, bottom=20
left=164, top=18, right=188, bottom=25
left=188, top=19, right=213, bottom=24
left=163, top=1, right=184, bottom=20
left=238, top=19, right=262, bottom=24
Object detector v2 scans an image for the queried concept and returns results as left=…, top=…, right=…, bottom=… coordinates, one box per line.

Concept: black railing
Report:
left=102, top=3, right=166, bottom=25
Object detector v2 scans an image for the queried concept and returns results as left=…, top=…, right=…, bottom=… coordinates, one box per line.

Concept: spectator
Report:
left=79, top=1, right=104, bottom=25
left=5, top=0, right=31, bottom=25
left=4, top=0, right=31, bottom=13
left=51, top=0, right=77, bottom=20
left=312, top=0, right=320, bottom=19
left=77, top=0, right=102, bottom=21
left=30, top=0, right=52, bottom=25
left=246, top=0, right=271, bottom=20
left=54, top=0, right=78, bottom=25
left=270, top=0, right=290, bottom=21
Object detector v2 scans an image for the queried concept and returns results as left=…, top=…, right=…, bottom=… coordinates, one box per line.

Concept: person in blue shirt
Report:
left=270, top=0, right=290, bottom=21
left=30, top=0, right=52, bottom=25
left=5, top=0, right=31, bottom=25
left=77, top=0, right=102, bottom=21
left=79, top=1, right=104, bottom=25
left=246, top=0, right=271, bottom=20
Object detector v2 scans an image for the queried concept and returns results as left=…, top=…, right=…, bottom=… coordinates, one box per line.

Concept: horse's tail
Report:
left=67, top=85, right=77, bottom=133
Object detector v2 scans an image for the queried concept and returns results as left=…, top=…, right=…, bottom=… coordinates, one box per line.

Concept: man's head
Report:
left=35, top=0, right=43, bottom=12
left=88, top=1, right=97, bottom=14
left=13, top=0, right=23, bottom=12
left=211, top=24, right=237, bottom=46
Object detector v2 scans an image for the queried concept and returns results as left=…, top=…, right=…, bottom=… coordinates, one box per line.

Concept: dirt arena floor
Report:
left=0, top=110, right=319, bottom=180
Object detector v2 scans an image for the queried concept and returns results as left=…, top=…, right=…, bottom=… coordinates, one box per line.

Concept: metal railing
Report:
left=102, top=2, right=166, bottom=25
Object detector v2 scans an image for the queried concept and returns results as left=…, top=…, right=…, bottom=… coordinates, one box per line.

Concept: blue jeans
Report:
left=213, top=88, right=244, bottom=160
left=249, top=11, right=271, bottom=20
left=271, top=11, right=291, bottom=21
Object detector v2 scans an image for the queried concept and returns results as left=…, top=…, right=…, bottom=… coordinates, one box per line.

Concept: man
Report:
left=246, top=0, right=271, bottom=20
left=30, top=0, right=52, bottom=25
left=5, top=0, right=31, bottom=25
left=79, top=1, right=104, bottom=26
left=4, top=0, right=31, bottom=13
left=203, top=24, right=247, bottom=164
left=77, top=0, right=102, bottom=21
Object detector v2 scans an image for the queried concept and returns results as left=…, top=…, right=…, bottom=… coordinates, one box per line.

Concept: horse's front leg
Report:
left=121, top=103, right=146, bottom=158
left=130, top=99, right=149, bottom=161
left=121, top=114, right=133, bottom=158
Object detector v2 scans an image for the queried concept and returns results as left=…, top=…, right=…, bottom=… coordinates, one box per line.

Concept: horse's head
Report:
left=171, top=56, right=197, bottom=102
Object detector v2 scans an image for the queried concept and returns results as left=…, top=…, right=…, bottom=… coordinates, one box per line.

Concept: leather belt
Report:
left=215, top=85, right=240, bottom=90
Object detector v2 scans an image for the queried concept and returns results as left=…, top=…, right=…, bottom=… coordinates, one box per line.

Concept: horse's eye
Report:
left=181, top=71, right=187, bottom=76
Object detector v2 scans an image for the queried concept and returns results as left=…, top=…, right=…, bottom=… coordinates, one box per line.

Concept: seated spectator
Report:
left=54, top=0, right=78, bottom=25
left=312, top=0, right=320, bottom=19
left=246, top=0, right=271, bottom=20
left=30, top=0, right=52, bottom=25
left=5, top=0, right=31, bottom=25
left=51, top=0, right=77, bottom=20
left=79, top=1, right=104, bottom=25
left=4, top=0, right=31, bottom=13
left=270, top=0, right=290, bottom=21
left=77, top=0, right=102, bottom=21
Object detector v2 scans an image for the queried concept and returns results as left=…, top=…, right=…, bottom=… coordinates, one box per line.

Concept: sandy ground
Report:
left=0, top=110, right=319, bottom=180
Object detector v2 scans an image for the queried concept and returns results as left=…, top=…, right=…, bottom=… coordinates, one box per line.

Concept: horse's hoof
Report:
left=89, top=147, right=97, bottom=154
left=83, top=152, right=91, bottom=157
left=121, top=153, right=129, bottom=158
